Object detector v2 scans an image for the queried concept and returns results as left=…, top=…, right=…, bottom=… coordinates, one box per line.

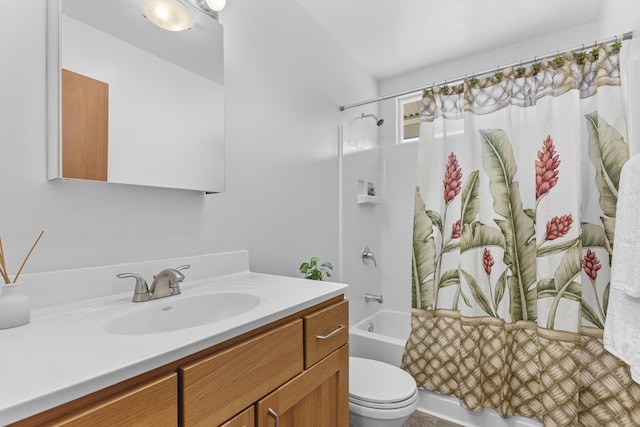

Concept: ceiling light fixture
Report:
left=205, top=0, right=226, bottom=12
left=139, top=0, right=194, bottom=32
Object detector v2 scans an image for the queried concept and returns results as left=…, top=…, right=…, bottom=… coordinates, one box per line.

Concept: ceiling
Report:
left=295, top=0, right=603, bottom=81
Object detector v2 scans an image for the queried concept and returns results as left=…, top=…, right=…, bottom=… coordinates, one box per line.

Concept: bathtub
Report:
left=349, top=309, right=411, bottom=367
left=349, top=310, right=541, bottom=427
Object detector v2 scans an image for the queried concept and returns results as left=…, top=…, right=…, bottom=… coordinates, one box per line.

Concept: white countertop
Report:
left=0, top=252, right=347, bottom=425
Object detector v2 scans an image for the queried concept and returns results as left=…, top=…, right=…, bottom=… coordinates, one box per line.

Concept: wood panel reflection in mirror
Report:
left=47, top=0, right=225, bottom=193
left=61, top=69, right=109, bottom=181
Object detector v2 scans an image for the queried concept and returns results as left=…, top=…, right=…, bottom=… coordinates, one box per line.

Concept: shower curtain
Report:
left=402, top=42, right=640, bottom=426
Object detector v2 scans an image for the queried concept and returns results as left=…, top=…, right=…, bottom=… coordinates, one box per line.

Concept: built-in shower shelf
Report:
left=357, top=195, right=380, bottom=205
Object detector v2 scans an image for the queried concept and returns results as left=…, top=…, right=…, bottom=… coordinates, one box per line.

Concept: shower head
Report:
left=361, top=113, right=384, bottom=127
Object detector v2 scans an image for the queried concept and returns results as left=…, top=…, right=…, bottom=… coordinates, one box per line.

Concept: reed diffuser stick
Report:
left=0, top=238, right=11, bottom=284
left=12, top=230, right=45, bottom=283
left=0, top=263, right=9, bottom=284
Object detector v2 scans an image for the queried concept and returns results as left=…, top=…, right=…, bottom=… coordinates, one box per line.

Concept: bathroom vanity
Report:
left=0, top=252, right=349, bottom=426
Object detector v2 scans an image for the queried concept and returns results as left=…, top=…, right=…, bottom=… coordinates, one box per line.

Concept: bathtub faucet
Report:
left=365, top=293, right=383, bottom=303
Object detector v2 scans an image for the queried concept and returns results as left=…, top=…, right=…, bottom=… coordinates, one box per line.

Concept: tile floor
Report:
left=402, top=410, right=463, bottom=427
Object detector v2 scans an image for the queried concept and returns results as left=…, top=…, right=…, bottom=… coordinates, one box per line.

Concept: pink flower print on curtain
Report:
left=536, top=135, right=560, bottom=202
left=483, top=248, right=495, bottom=275
left=583, top=249, right=602, bottom=280
left=545, top=214, right=574, bottom=241
left=451, top=219, right=461, bottom=239
left=443, top=152, right=462, bottom=205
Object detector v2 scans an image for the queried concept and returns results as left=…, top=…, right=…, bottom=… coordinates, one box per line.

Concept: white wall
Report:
left=379, top=142, right=418, bottom=313
left=599, top=0, right=640, bottom=37
left=340, top=129, right=381, bottom=324
left=0, top=0, right=377, bottom=282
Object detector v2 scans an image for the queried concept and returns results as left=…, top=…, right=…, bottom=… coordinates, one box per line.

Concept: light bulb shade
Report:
left=205, top=0, right=226, bottom=11
left=140, top=0, right=194, bottom=31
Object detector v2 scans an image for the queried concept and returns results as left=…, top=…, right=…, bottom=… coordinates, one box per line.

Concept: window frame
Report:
left=396, top=92, right=422, bottom=144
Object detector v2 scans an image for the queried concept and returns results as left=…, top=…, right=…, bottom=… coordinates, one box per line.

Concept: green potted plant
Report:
left=299, top=257, right=333, bottom=281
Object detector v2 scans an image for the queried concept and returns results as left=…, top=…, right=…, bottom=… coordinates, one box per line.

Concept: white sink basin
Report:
left=107, top=293, right=261, bottom=335
left=64, top=284, right=273, bottom=335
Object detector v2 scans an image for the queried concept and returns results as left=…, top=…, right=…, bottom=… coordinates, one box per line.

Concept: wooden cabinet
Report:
left=220, top=407, right=254, bottom=427
left=48, top=373, right=177, bottom=427
left=303, top=299, right=348, bottom=368
left=252, top=300, right=348, bottom=427
left=10, top=296, right=347, bottom=427
left=255, top=345, right=349, bottom=427
left=181, top=320, right=304, bottom=426
left=181, top=299, right=348, bottom=427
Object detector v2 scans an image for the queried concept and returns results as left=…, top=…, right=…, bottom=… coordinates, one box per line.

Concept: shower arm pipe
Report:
left=338, top=32, right=633, bottom=111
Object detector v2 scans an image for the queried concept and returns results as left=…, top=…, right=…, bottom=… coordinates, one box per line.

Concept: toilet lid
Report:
left=349, top=357, right=417, bottom=406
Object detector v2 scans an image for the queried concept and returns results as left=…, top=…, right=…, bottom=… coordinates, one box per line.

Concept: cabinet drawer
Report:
left=181, top=320, right=303, bottom=426
left=220, top=406, right=254, bottom=427
left=50, top=373, right=177, bottom=426
left=303, top=299, right=348, bottom=368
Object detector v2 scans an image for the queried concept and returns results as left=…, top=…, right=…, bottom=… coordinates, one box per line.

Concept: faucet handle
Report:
left=167, top=265, right=190, bottom=295
left=175, top=265, right=191, bottom=279
left=117, top=273, right=150, bottom=302
left=362, top=246, right=377, bottom=267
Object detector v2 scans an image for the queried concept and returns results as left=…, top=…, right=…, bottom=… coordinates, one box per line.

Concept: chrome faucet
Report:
left=117, top=265, right=190, bottom=302
left=362, top=246, right=377, bottom=267
left=365, top=293, right=383, bottom=303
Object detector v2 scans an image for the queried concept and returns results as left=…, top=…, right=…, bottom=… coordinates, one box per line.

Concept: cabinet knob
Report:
left=268, top=408, right=279, bottom=427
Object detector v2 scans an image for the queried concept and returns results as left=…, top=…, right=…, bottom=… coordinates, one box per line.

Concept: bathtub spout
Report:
left=365, top=293, right=383, bottom=303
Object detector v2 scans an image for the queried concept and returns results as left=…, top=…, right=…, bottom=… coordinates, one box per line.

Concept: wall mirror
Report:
left=47, top=0, right=225, bottom=193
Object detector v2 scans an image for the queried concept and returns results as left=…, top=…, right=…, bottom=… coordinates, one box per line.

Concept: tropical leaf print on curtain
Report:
left=412, top=188, right=436, bottom=309
left=411, top=117, right=629, bottom=328
left=479, top=129, right=538, bottom=322
left=582, top=112, right=630, bottom=327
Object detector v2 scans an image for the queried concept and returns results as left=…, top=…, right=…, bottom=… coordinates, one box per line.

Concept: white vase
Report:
left=0, top=283, right=31, bottom=329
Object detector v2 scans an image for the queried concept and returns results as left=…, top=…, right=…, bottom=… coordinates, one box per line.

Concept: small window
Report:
left=398, top=94, right=421, bottom=144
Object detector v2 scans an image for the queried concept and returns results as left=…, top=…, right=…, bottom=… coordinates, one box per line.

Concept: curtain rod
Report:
left=338, top=32, right=633, bottom=111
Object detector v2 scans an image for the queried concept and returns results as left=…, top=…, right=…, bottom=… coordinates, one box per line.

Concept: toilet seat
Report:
left=350, top=388, right=418, bottom=409
left=349, top=357, right=418, bottom=410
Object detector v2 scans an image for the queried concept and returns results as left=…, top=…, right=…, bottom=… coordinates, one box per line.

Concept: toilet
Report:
left=349, top=357, right=419, bottom=427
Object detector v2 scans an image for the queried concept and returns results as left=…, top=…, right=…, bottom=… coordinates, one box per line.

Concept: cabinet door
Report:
left=220, top=407, right=254, bottom=427
left=256, top=345, right=349, bottom=427
left=49, top=373, right=177, bottom=426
